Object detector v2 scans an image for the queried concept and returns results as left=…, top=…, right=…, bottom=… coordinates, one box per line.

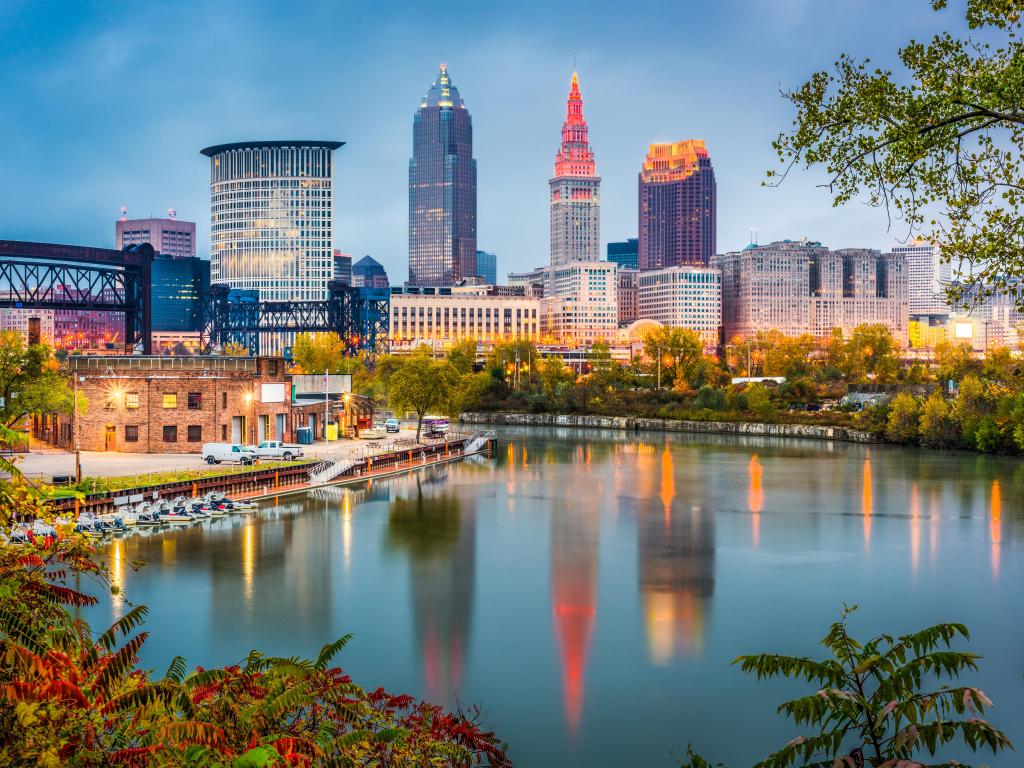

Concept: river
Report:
left=91, top=427, right=1023, bottom=766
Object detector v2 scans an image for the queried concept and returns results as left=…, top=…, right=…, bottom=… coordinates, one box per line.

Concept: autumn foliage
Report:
left=0, top=530, right=509, bottom=767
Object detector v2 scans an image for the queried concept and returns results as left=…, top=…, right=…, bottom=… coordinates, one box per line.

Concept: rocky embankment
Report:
left=460, top=412, right=879, bottom=443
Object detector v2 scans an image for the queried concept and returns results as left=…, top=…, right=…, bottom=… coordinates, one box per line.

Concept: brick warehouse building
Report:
left=48, top=356, right=294, bottom=454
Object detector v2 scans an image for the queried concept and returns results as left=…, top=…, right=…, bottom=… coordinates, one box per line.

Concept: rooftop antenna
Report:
left=749, top=227, right=759, bottom=246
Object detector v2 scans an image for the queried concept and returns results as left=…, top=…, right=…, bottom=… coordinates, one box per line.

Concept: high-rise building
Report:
left=389, top=286, right=539, bottom=348
left=638, top=141, right=716, bottom=269
left=116, top=213, right=196, bottom=259
left=550, top=73, right=601, bottom=267
left=352, top=255, right=389, bottom=289
left=408, top=64, right=477, bottom=286
left=151, top=255, right=210, bottom=333
left=888, top=240, right=951, bottom=315
left=202, top=140, right=340, bottom=301
left=712, top=240, right=908, bottom=344
left=607, top=238, right=639, bottom=270
left=617, top=268, right=639, bottom=325
left=201, top=140, right=341, bottom=353
left=333, top=250, right=353, bottom=286
left=475, top=250, right=497, bottom=284
left=637, top=266, right=722, bottom=347
left=539, top=261, right=618, bottom=344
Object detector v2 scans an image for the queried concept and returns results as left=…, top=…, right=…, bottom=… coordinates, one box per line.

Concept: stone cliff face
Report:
left=459, top=412, right=879, bottom=444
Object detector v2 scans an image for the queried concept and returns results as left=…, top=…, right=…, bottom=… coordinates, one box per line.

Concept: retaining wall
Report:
left=460, top=412, right=879, bottom=444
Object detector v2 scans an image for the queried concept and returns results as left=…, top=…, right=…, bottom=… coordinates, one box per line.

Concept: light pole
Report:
left=73, top=375, right=81, bottom=483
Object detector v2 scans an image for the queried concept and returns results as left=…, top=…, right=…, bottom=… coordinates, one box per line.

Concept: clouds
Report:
left=0, top=0, right=969, bottom=279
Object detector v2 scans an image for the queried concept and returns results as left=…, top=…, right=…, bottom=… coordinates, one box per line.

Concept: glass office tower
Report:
left=201, top=140, right=343, bottom=302
left=408, top=64, right=477, bottom=286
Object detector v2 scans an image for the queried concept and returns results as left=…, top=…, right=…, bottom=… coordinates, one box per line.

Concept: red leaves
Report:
left=44, top=583, right=100, bottom=607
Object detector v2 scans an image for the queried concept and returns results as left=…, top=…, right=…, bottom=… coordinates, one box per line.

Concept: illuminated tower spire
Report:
left=550, top=71, right=601, bottom=266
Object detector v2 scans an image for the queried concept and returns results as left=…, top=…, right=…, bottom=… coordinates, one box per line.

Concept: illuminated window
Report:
left=125, top=393, right=139, bottom=409
left=162, top=394, right=177, bottom=409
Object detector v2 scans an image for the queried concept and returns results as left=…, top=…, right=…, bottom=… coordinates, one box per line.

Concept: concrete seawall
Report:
left=460, top=412, right=879, bottom=444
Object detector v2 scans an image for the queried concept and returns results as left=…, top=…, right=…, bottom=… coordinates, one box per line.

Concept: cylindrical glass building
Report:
left=201, top=140, right=343, bottom=304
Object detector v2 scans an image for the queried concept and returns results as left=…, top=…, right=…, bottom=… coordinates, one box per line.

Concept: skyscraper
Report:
left=201, top=140, right=342, bottom=303
left=352, top=255, right=390, bottom=289
left=607, top=238, right=638, bottom=270
left=638, top=140, right=716, bottom=269
left=408, top=64, right=477, bottom=286
left=888, top=240, right=951, bottom=315
left=550, top=73, right=601, bottom=266
left=333, top=249, right=353, bottom=286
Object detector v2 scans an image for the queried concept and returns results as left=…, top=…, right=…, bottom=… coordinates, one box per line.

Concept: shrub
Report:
left=885, top=393, right=920, bottom=444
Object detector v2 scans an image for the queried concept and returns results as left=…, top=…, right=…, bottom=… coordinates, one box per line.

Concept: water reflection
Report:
left=550, top=496, right=597, bottom=733
left=385, top=478, right=475, bottom=705
left=991, top=479, right=1001, bottom=579
left=862, top=456, right=873, bottom=548
left=748, top=455, right=762, bottom=548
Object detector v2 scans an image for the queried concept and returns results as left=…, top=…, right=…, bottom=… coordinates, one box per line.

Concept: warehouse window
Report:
left=124, top=425, right=139, bottom=442
left=187, top=425, right=202, bottom=442
left=125, top=393, right=139, bottom=409
left=187, top=392, right=202, bottom=410
left=162, top=394, right=177, bottom=409
left=163, top=426, right=177, bottom=442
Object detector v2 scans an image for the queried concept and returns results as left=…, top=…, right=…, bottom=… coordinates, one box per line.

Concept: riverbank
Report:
left=460, top=411, right=879, bottom=444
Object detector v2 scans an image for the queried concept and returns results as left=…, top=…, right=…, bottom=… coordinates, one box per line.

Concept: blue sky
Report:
left=0, top=0, right=972, bottom=282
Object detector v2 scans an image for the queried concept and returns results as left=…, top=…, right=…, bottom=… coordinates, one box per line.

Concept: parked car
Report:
left=385, top=418, right=401, bottom=433
left=202, top=443, right=258, bottom=465
left=249, top=440, right=304, bottom=461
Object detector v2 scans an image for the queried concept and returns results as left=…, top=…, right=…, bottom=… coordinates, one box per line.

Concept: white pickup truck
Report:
left=249, top=440, right=304, bottom=461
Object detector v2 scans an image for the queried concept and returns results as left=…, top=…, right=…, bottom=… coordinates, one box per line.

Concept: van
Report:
left=201, top=443, right=258, bottom=465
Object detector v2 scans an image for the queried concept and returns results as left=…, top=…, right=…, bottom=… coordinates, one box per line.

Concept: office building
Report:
left=636, top=266, right=722, bottom=347
left=151, top=255, right=210, bottom=333
left=408, top=64, right=477, bottom=286
left=390, top=286, right=539, bottom=348
left=475, top=250, right=497, bottom=284
left=639, top=140, right=716, bottom=269
left=333, top=250, right=353, bottom=286
left=889, top=240, right=951, bottom=315
left=617, top=268, right=639, bottom=325
left=712, top=240, right=908, bottom=344
left=608, top=238, right=639, bottom=270
left=0, top=307, right=54, bottom=344
left=550, top=73, right=601, bottom=266
left=352, top=255, right=389, bottom=289
left=201, top=140, right=340, bottom=303
left=116, top=212, right=196, bottom=259
left=539, top=261, right=618, bottom=344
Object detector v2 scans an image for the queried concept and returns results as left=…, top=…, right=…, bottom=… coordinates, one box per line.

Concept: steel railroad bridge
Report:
left=205, top=281, right=390, bottom=356
left=0, top=240, right=153, bottom=353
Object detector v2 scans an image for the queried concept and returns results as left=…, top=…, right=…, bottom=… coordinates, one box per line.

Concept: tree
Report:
left=759, top=331, right=818, bottom=379
left=487, top=339, right=538, bottom=387
left=935, top=340, right=978, bottom=383
left=446, top=338, right=478, bottom=375
left=387, top=355, right=460, bottom=441
left=0, top=332, right=74, bottom=427
left=981, top=345, right=1020, bottom=383
left=682, top=606, right=1011, bottom=768
left=770, top=0, right=1024, bottom=309
left=844, top=325, right=899, bottom=383
left=221, top=341, right=250, bottom=357
left=919, top=391, right=958, bottom=447
left=643, top=326, right=704, bottom=388
left=885, top=392, right=920, bottom=443
left=745, top=382, right=774, bottom=420
left=292, top=332, right=346, bottom=374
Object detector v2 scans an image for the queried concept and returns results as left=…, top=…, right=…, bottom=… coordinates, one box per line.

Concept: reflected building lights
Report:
left=748, top=455, right=762, bottom=548
left=242, top=524, right=255, bottom=604
left=342, top=492, right=353, bottom=574
left=862, top=457, right=873, bottom=548
left=660, top=444, right=675, bottom=524
left=990, top=479, right=1001, bottom=579
left=910, top=482, right=921, bottom=575
left=110, top=539, right=124, bottom=620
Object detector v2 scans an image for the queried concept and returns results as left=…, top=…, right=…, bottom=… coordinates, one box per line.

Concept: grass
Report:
left=47, top=460, right=315, bottom=498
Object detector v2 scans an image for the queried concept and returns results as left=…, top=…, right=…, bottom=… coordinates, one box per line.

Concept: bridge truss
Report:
left=0, top=241, right=153, bottom=353
left=206, top=281, right=390, bottom=356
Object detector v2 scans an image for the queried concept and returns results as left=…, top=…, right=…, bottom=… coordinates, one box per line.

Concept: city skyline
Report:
left=0, top=1, right=974, bottom=283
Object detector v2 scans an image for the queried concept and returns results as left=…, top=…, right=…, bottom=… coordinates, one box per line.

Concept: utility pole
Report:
left=73, top=374, right=81, bottom=483
left=747, top=340, right=752, bottom=378
left=324, top=371, right=329, bottom=445
left=656, top=347, right=661, bottom=390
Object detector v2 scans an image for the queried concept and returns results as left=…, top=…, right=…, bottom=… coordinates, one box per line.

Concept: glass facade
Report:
left=408, top=65, right=477, bottom=286
left=475, top=250, right=497, bottom=284
left=202, top=141, right=341, bottom=303
left=151, top=255, right=210, bottom=332
left=607, top=238, right=639, bottom=270
left=352, top=255, right=389, bottom=289
left=638, top=141, right=716, bottom=269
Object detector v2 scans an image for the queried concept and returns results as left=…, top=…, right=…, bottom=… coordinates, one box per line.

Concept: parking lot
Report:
left=9, top=426, right=432, bottom=481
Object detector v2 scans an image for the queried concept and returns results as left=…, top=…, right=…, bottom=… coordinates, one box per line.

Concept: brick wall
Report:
left=73, top=361, right=293, bottom=454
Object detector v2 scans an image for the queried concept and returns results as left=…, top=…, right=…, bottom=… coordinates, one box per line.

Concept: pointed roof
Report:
left=420, top=63, right=465, bottom=109
left=353, top=254, right=383, bottom=270
left=553, top=71, right=597, bottom=178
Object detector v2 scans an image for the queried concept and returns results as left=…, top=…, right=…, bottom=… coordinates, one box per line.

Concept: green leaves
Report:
left=693, top=606, right=1011, bottom=768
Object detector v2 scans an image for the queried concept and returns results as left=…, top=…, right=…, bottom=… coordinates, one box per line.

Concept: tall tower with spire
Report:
left=408, top=64, right=477, bottom=286
left=549, top=72, right=601, bottom=267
